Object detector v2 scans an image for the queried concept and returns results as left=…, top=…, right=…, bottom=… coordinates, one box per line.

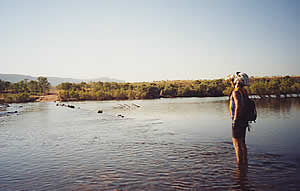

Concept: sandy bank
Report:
left=36, top=88, right=59, bottom=102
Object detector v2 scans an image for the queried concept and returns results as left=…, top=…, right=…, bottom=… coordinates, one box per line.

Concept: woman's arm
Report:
left=233, top=91, right=241, bottom=122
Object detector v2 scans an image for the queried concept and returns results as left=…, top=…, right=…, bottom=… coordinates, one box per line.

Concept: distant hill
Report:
left=0, top=74, right=125, bottom=86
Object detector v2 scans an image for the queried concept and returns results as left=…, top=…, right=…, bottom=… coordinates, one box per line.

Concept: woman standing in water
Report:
left=227, top=72, right=250, bottom=165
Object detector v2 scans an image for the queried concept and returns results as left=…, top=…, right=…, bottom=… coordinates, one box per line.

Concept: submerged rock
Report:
left=56, top=103, right=75, bottom=109
left=117, top=114, right=125, bottom=118
left=132, top=103, right=141, bottom=108
left=7, top=111, right=18, bottom=114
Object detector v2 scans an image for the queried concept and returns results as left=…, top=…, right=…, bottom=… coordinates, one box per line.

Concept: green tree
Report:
left=28, top=80, right=40, bottom=94
left=57, top=82, right=73, bottom=91
left=144, top=86, right=160, bottom=99
left=9, top=82, right=21, bottom=93
left=280, top=76, right=294, bottom=97
left=292, top=83, right=300, bottom=97
left=0, top=80, right=11, bottom=92
left=160, top=84, right=177, bottom=98
left=267, top=79, right=280, bottom=98
left=223, top=87, right=233, bottom=96
left=37, top=77, right=50, bottom=95
left=249, top=81, right=267, bottom=98
left=127, top=90, right=136, bottom=99
left=54, top=76, right=299, bottom=102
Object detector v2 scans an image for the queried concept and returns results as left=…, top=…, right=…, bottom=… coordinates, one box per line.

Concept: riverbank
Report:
left=0, top=87, right=58, bottom=104
left=35, top=88, right=58, bottom=102
left=1, top=75, right=299, bottom=103
left=1, top=91, right=299, bottom=104
left=56, top=76, right=300, bottom=102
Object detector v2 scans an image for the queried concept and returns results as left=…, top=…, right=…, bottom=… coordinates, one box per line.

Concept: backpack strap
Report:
left=230, top=88, right=244, bottom=119
left=233, top=87, right=244, bottom=106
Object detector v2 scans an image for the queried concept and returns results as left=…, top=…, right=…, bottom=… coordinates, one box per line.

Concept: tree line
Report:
left=1, top=76, right=299, bottom=103
left=57, top=79, right=226, bottom=101
left=223, top=76, right=300, bottom=98
left=0, top=77, right=50, bottom=103
left=57, top=76, right=300, bottom=101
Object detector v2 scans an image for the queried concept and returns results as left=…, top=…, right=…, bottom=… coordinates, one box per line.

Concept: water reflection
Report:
left=255, top=98, right=300, bottom=115
left=232, top=165, right=250, bottom=191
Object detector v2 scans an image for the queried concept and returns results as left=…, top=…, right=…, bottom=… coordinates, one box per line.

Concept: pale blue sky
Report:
left=0, top=0, right=299, bottom=82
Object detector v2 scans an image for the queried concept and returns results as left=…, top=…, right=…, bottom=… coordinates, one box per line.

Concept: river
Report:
left=0, top=97, right=299, bottom=190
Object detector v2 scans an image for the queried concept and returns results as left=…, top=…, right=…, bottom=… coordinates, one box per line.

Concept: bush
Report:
left=55, top=76, right=300, bottom=101
left=3, top=93, right=33, bottom=103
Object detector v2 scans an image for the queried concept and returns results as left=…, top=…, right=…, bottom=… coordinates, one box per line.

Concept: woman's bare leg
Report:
left=232, top=138, right=243, bottom=165
left=241, top=137, right=248, bottom=165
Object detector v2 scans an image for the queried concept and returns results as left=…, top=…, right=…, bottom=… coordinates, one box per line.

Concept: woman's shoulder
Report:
left=232, top=88, right=242, bottom=98
left=232, top=88, right=241, bottom=94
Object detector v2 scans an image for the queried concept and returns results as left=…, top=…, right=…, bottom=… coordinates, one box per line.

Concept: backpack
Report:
left=244, top=96, right=257, bottom=123
left=233, top=88, right=257, bottom=123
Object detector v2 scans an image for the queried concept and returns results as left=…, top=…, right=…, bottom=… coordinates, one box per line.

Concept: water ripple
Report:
left=0, top=100, right=299, bottom=190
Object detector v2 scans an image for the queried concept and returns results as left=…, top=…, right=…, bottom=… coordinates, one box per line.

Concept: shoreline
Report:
left=38, top=87, right=59, bottom=102
left=57, top=93, right=300, bottom=102
left=0, top=87, right=59, bottom=104
left=1, top=93, right=299, bottom=104
left=36, top=94, right=59, bottom=102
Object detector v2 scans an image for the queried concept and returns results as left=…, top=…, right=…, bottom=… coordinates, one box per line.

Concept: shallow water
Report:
left=0, top=97, right=299, bottom=190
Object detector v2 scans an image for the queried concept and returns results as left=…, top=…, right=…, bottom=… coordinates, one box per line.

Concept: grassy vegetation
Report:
left=1, top=76, right=299, bottom=103
left=56, top=76, right=300, bottom=101
left=0, top=77, right=50, bottom=103
left=0, top=93, right=38, bottom=103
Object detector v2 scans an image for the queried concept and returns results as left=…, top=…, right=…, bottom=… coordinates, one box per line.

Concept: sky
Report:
left=0, top=0, right=299, bottom=82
